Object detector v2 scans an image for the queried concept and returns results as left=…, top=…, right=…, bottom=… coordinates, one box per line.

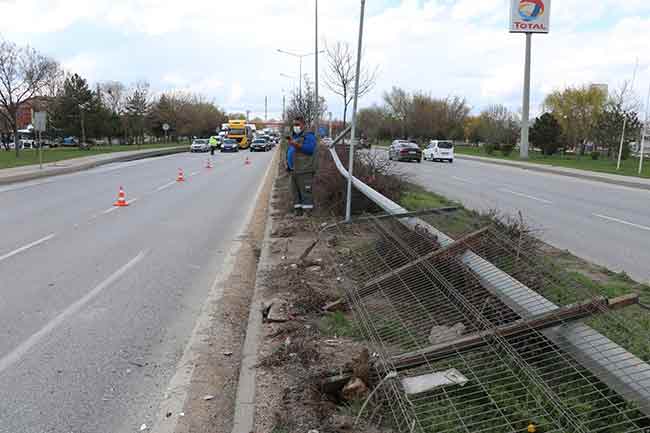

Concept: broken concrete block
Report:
left=428, top=323, right=465, bottom=345
left=267, top=299, right=290, bottom=322
left=342, top=377, right=368, bottom=401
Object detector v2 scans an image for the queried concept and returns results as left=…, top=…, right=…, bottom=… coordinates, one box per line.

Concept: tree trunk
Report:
left=343, top=103, right=348, bottom=130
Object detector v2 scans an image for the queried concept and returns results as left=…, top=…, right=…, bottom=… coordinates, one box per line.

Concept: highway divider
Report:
left=0, top=146, right=188, bottom=186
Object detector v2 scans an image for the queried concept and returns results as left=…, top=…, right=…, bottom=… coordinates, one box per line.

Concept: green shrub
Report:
left=501, top=144, right=514, bottom=156
left=621, top=142, right=630, bottom=160
left=591, top=151, right=600, bottom=160
left=485, top=144, right=496, bottom=155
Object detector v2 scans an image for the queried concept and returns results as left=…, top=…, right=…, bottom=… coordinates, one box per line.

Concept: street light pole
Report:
left=277, top=48, right=325, bottom=100
left=520, top=32, right=532, bottom=160
left=345, top=0, right=366, bottom=222
left=639, top=84, right=650, bottom=175
left=315, top=0, right=319, bottom=131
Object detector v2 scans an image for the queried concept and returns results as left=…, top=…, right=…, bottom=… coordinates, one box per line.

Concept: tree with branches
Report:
left=0, top=39, right=59, bottom=156
left=286, top=76, right=327, bottom=128
left=324, top=41, right=378, bottom=128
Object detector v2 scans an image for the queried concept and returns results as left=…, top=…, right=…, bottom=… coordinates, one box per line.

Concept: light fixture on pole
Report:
left=277, top=48, right=325, bottom=98
left=509, top=0, right=551, bottom=160
left=345, top=0, right=367, bottom=222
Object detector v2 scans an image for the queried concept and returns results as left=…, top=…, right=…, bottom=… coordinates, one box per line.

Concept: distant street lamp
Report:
left=276, top=48, right=324, bottom=98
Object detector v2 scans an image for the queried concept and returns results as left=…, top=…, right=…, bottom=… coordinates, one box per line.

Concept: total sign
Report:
left=510, top=0, right=550, bottom=33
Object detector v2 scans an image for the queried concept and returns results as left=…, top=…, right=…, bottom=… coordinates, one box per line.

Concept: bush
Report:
left=621, top=142, right=630, bottom=160
left=485, top=144, right=496, bottom=155
left=501, top=144, right=514, bottom=157
left=591, top=151, right=600, bottom=160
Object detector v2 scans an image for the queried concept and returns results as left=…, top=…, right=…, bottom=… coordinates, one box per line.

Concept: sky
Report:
left=1, top=0, right=650, bottom=121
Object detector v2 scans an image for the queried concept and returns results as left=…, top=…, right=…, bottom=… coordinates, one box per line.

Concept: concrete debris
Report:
left=428, top=323, right=465, bottom=345
left=342, top=377, right=368, bottom=401
left=401, top=369, right=469, bottom=395
left=266, top=298, right=290, bottom=322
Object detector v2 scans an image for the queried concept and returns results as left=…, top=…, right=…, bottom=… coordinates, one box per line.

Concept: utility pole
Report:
left=345, top=0, right=366, bottom=222
left=282, top=94, right=286, bottom=121
left=265, top=96, right=268, bottom=121
left=246, top=110, right=250, bottom=122
left=639, top=83, right=650, bottom=175
left=328, top=112, right=333, bottom=137
left=520, top=33, right=532, bottom=160
left=315, top=0, right=319, bottom=131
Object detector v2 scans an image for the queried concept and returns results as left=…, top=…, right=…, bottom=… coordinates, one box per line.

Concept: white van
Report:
left=423, top=140, right=454, bottom=163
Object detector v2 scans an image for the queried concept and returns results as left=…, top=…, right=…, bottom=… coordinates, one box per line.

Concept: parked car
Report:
left=250, top=138, right=270, bottom=152
left=423, top=140, right=454, bottom=163
left=388, top=140, right=422, bottom=162
left=190, top=138, right=210, bottom=152
left=220, top=138, right=239, bottom=153
left=62, top=137, right=79, bottom=147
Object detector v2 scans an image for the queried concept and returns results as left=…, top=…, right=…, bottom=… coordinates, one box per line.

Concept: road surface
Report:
left=389, top=154, right=650, bottom=284
left=0, top=149, right=274, bottom=433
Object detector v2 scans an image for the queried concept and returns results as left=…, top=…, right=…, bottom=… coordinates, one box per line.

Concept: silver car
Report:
left=190, top=139, right=210, bottom=152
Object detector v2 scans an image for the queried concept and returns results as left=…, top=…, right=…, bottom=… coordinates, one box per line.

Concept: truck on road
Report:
left=227, top=120, right=253, bottom=149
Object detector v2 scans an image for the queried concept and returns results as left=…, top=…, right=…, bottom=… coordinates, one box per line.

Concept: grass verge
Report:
left=0, top=142, right=185, bottom=170
left=455, top=145, right=650, bottom=179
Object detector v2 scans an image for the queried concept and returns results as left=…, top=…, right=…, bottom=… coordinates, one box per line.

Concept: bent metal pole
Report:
left=345, top=0, right=367, bottom=222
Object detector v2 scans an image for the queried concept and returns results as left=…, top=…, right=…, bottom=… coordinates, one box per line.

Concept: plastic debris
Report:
left=203, top=395, right=214, bottom=401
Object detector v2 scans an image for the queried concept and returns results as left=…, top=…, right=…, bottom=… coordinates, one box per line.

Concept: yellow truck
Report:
left=227, top=120, right=253, bottom=149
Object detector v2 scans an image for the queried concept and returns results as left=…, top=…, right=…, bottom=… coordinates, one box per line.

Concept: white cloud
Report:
left=0, top=0, right=649, bottom=118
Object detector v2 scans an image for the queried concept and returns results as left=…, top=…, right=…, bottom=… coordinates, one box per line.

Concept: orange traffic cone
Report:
left=177, top=168, right=185, bottom=182
left=114, top=186, right=129, bottom=207
left=206, top=159, right=213, bottom=169
left=245, top=157, right=251, bottom=166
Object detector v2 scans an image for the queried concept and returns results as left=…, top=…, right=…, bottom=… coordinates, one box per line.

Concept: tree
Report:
left=324, top=41, right=378, bottom=127
left=543, top=85, right=607, bottom=155
left=593, top=102, right=642, bottom=159
left=382, top=86, right=411, bottom=138
left=477, top=105, right=519, bottom=146
left=125, top=81, right=150, bottom=145
left=530, top=113, right=563, bottom=155
left=0, top=39, right=59, bottom=156
left=286, top=76, right=326, bottom=127
left=49, top=73, right=94, bottom=140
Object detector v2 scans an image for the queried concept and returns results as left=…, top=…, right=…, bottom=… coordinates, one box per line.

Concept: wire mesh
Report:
left=326, top=211, right=650, bottom=433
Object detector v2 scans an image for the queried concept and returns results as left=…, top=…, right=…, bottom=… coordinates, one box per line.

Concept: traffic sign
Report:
left=162, top=123, right=170, bottom=131
left=34, top=112, right=47, bottom=132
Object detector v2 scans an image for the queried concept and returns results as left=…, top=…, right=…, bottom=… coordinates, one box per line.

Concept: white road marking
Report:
left=190, top=171, right=199, bottom=176
left=127, top=198, right=138, bottom=205
left=156, top=181, right=176, bottom=192
left=102, top=206, right=119, bottom=215
left=0, top=251, right=146, bottom=375
left=452, top=176, right=475, bottom=184
left=0, top=234, right=56, bottom=263
left=499, top=188, right=553, bottom=204
left=593, top=214, right=650, bottom=232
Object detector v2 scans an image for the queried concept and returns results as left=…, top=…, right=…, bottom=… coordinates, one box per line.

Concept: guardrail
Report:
left=326, top=140, right=650, bottom=416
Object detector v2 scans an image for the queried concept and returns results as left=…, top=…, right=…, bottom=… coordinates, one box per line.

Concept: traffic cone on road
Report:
left=113, top=186, right=129, bottom=207
left=177, top=168, right=185, bottom=182
left=206, top=158, right=213, bottom=169
left=245, top=157, right=251, bottom=166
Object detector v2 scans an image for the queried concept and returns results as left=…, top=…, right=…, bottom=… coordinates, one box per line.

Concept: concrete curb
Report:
left=0, top=146, right=187, bottom=186
left=456, top=154, right=650, bottom=191
left=231, top=154, right=279, bottom=433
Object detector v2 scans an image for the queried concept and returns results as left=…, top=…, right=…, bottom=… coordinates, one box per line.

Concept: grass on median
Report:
left=455, top=145, right=650, bottom=179
left=0, top=142, right=185, bottom=170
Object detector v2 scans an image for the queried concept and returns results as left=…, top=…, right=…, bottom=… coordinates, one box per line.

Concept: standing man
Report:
left=287, top=116, right=318, bottom=214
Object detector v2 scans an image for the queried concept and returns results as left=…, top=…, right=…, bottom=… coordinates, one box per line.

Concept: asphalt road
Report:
left=0, top=149, right=274, bottom=433
left=387, top=153, right=650, bottom=284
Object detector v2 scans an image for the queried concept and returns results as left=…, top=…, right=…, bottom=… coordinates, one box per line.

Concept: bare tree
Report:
left=383, top=86, right=411, bottom=138
left=101, top=81, right=126, bottom=114
left=0, top=39, right=59, bottom=155
left=286, top=75, right=327, bottom=127
left=324, top=41, right=378, bottom=127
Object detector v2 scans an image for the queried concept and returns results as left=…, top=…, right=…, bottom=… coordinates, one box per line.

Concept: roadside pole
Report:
left=520, top=33, right=532, bottom=160
left=617, top=59, right=638, bottom=170
left=509, top=0, right=551, bottom=160
left=639, top=84, right=650, bottom=175
left=314, top=0, right=319, bottom=133
left=345, top=0, right=366, bottom=222
left=34, top=112, right=47, bottom=170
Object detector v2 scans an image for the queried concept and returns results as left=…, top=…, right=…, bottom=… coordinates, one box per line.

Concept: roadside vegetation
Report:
left=0, top=142, right=184, bottom=170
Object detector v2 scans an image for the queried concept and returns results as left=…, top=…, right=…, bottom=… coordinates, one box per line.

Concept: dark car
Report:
left=250, top=138, right=270, bottom=152
left=388, top=140, right=422, bottom=162
left=220, top=138, right=239, bottom=153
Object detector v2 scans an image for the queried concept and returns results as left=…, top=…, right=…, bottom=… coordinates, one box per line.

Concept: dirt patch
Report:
left=253, top=163, right=391, bottom=433
left=173, top=155, right=276, bottom=433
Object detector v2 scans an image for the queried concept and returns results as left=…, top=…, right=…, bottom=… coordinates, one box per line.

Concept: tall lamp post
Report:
left=277, top=48, right=324, bottom=98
